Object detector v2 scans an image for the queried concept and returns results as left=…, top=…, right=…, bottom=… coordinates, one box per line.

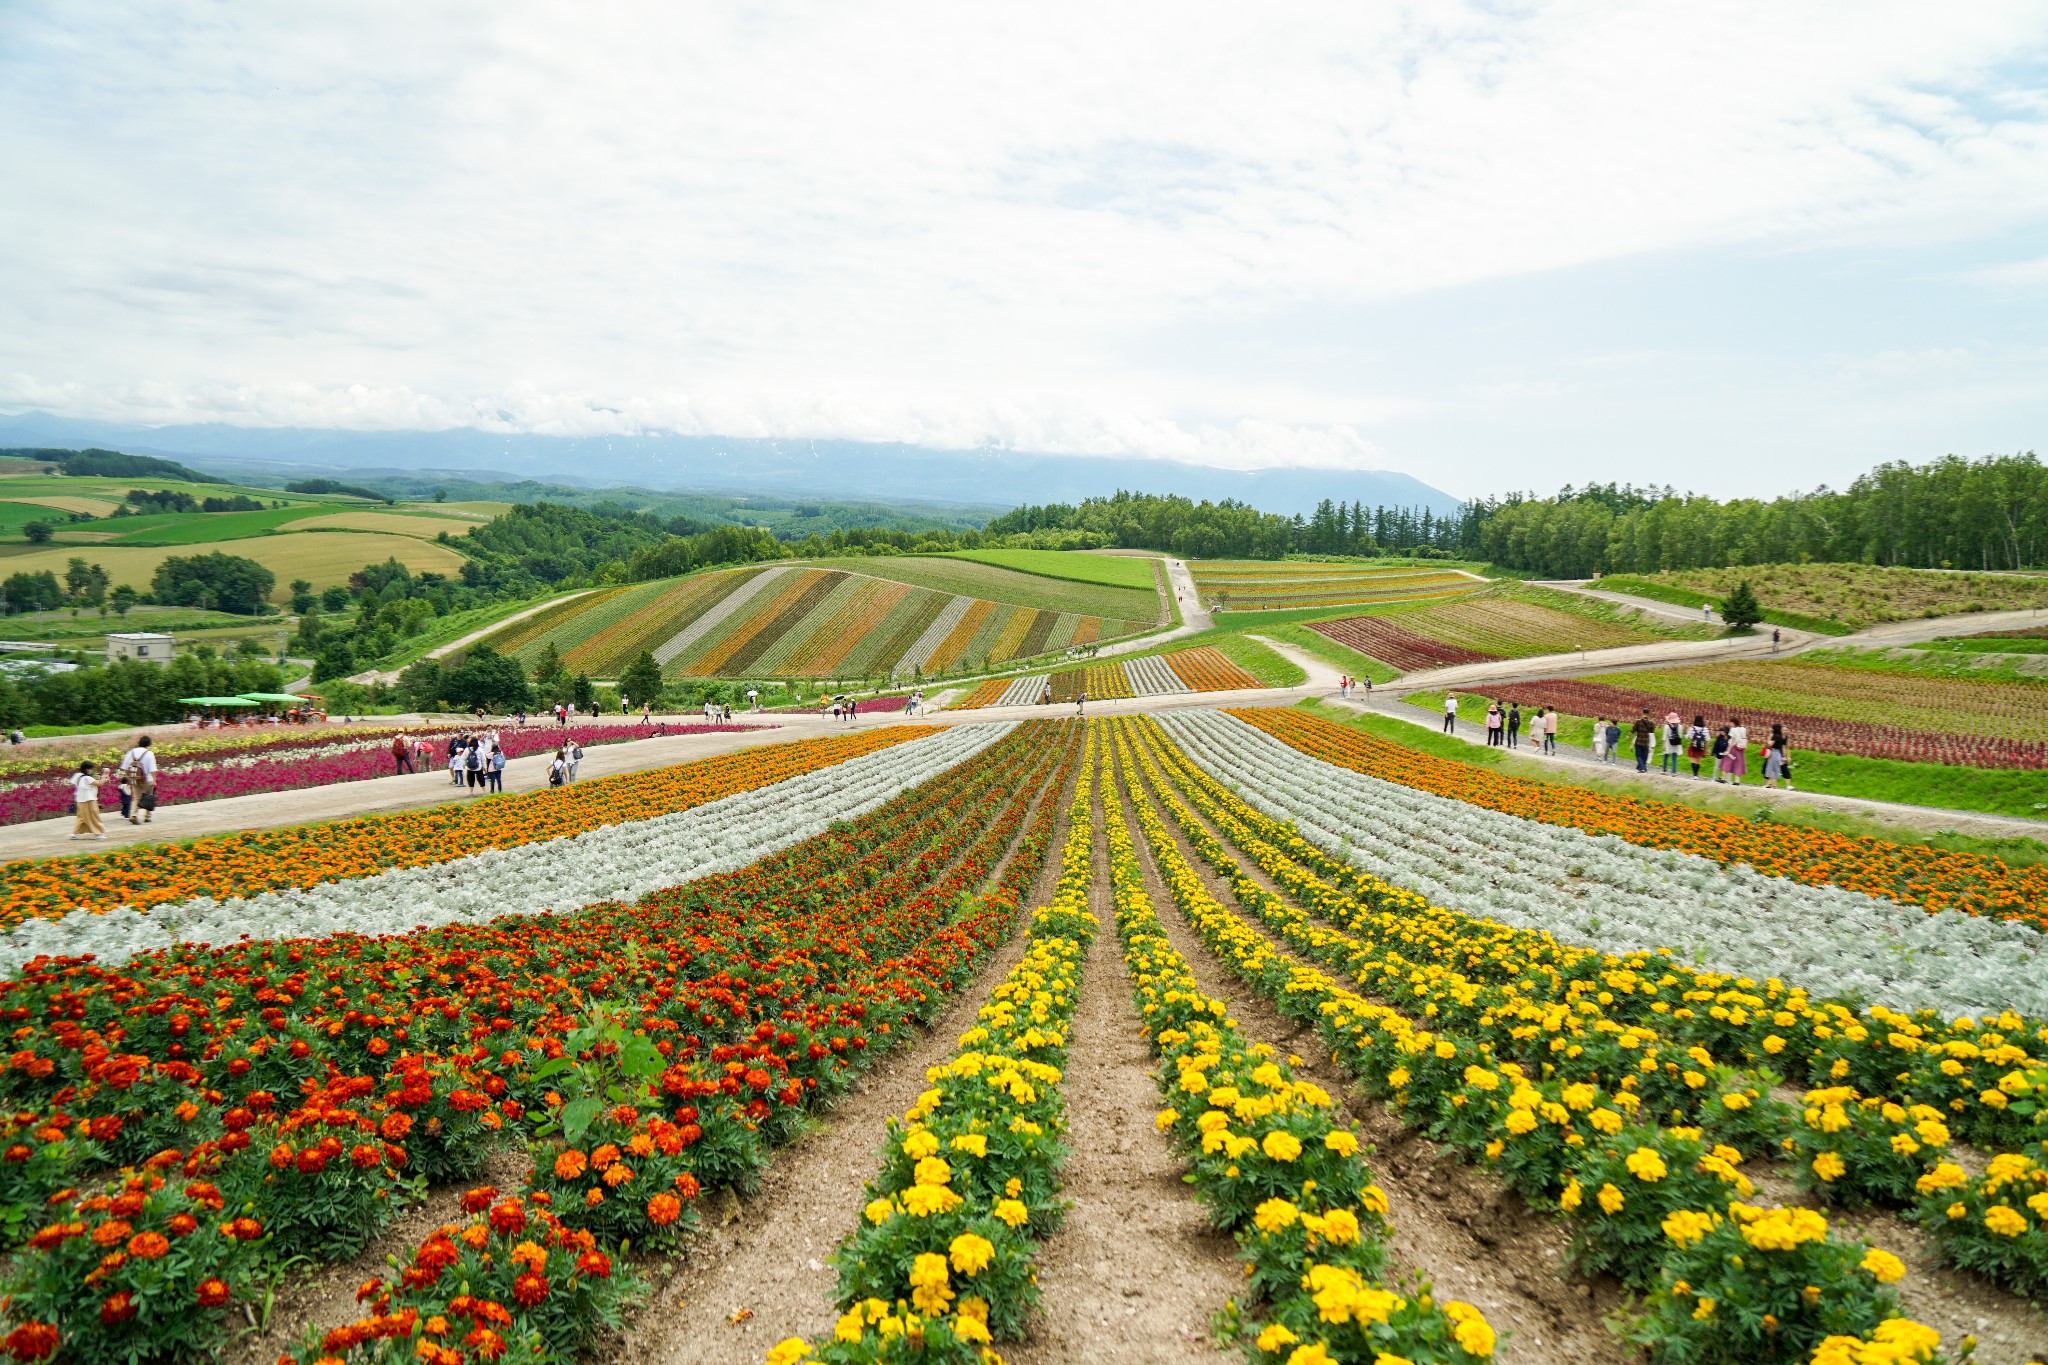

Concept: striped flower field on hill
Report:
left=953, top=646, right=1264, bottom=708
left=479, top=566, right=1155, bottom=681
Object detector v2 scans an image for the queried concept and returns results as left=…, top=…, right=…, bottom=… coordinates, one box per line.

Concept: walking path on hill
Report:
left=1086, top=556, right=1212, bottom=659
left=1244, top=633, right=2048, bottom=843
left=350, top=591, right=595, bottom=684
left=0, top=720, right=803, bottom=861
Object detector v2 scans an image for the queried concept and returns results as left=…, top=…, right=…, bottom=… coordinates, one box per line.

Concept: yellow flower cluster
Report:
left=1100, top=722, right=1495, bottom=1363
left=1810, top=1317, right=1945, bottom=1365
left=779, top=729, right=1105, bottom=1364
left=1110, top=718, right=1952, bottom=1350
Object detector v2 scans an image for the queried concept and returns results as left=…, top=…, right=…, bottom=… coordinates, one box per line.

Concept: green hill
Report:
left=474, top=558, right=1165, bottom=681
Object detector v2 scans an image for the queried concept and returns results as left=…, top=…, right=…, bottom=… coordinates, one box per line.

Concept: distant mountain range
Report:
left=0, top=412, right=1464, bottom=520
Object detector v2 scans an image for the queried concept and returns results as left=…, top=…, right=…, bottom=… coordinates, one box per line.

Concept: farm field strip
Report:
left=0, top=726, right=926, bottom=930
left=1158, top=711, right=2048, bottom=1018
left=1307, top=615, right=1501, bottom=671
left=1099, top=735, right=1501, bottom=1364
left=1630, top=563, right=2048, bottom=631
left=1378, top=592, right=1679, bottom=656
left=1161, top=645, right=1261, bottom=692
left=992, top=673, right=1047, bottom=707
left=652, top=566, right=790, bottom=663
left=892, top=592, right=974, bottom=677
left=1232, top=707, right=2047, bottom=925
left=1496, top=673, right=2046, bottom=770
left=0, top=723, right=1012, bottom=974
left=1115, top=721, right=1990, bottom=1358
left=0, top=725, right=1076, bottom=1365
left=1606, top=660, right=2048, bottom=744
left=556, top=576, right=735, bottom=676
left=681, top=569, right=841, bottom=676
left=1121, top=652, right=1191, bottom=696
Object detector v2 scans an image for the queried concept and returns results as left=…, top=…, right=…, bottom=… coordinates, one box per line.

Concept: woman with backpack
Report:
left=1711, top=726, right=1732, bottom=782
left=1685, top=715, right=1710, bottom=779
left=1763, top=725, right=1792, bottom=790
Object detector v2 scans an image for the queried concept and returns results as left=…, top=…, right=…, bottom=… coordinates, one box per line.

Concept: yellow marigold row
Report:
left=1110, top=717, right=1955, bottom=1365
left=768, top=726, right=1104, bottom=1365
left=1100, top=722, right=1496, bottom=1365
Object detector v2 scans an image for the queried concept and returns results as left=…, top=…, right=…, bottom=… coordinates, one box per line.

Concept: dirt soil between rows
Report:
left=1114, top=742, right=1635, bottom=1365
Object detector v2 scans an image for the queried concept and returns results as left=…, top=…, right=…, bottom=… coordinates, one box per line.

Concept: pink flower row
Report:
left=2, top=723, right=764, bottom=826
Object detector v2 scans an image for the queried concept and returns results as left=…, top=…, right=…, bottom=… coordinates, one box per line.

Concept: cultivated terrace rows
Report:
left=0, top=713, right=2043, bottom=1365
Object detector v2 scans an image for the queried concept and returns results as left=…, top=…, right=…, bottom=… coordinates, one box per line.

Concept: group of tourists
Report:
left=1336, top=675, right=1374, bottom=702
left=445, top=730, right=509, bottom=791
left=68, top=735, right=159, bottom=839
left=827, top=698, right=860, bottom=722
left=1443, top=693, right=1793, bottom=788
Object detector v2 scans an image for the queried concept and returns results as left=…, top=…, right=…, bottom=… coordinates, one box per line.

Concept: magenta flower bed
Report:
left=0, top=722, right=763, bottom=826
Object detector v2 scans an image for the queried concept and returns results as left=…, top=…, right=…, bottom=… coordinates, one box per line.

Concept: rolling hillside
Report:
left=474, top=558, right=1164, bottom=680
left=0, top=465, right=483, bottom=601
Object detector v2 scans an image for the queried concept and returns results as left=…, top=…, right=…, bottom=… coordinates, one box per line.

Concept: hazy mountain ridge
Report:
left=0, top=412, right=1464, bottom=518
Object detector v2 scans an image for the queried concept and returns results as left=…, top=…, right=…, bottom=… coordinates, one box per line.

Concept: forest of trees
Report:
left=989, top=452, right=2048, bottom=576
left=1462, top=452, right=2048, bottom=578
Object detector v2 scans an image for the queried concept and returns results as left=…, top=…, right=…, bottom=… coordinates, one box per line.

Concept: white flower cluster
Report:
left=0, top=723, right=1014, bottom=975
left=1124, top=654, right=1192, bottom=697
left=1158, top=711, right=2048, bottom=1020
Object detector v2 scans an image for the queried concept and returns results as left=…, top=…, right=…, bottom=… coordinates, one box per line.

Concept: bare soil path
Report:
left=1005, top=780, right=1239, bottom=1364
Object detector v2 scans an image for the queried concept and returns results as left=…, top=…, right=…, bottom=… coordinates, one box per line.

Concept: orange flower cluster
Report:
left=0, top=727, right=927, bottom=930
left=1162, top=646, right=1260, bottom=692
left=1229, top=707, right=2047, bottom=928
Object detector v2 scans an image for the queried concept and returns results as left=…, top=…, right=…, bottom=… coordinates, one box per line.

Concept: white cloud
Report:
left=0, top=1, right=2044, bottom=479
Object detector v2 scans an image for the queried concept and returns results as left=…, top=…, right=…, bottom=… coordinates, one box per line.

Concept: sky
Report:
left=1, top=2, right=2045, bottom=500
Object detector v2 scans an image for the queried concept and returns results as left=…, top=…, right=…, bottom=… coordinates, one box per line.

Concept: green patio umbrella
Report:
left=177, top=696, right=260, bottom=706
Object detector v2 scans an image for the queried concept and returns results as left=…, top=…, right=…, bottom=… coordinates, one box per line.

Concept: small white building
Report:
left=106, top=632, right=175, bottom=665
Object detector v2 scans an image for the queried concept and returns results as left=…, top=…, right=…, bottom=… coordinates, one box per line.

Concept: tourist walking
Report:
left=1484, top=701, right=1503, bottom=746
left=1727, top=717, right=1749, bottom=784
left=118, top=735, right=158, bottom=824
left=567, top=740, right=583, bottom=781
left=1661, top=712, right=1683, bottom=776
left=487, top=743, right=506, bottom=792
left=1442, top=692, right=1458, bottom=734
left=1592, top=717, right=1608, bottom=763
left=1631, top=708, right=1655, bottom=773
left=391, top=732, right=413, bottom=774
left=1711, top=726, right=1732, bottom=782
left=1686, top=715, right=1709, bottom=778
left=1603, top=717, right=1623, bottom=764
left=1505, top=702, right=1522, bottom=749
left=1771, top=627, right=1782, bottom=654
left=465, top=739, right=485, bottom=789
left=548, top=749, right=568, bottom=787
left=1075, top=691, right=1086, bottom=716
left=1763, top=724, right=1791, bottom=789
left=1363, top=676, right=1372, bottom=704
left=70, top=761, right=107, bottom=839
left=1543, top=707, right=1558, bottom=754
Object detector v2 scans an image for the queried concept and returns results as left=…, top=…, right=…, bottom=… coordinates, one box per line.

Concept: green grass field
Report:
left=941, top=547, right=1160, bottom=590
left=1404, top=690, right=2048, bottom=821
left=0, top=531, right=468, bottom=602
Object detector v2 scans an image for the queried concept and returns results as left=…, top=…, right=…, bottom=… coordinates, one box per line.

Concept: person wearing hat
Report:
left=1660, top=711, right=1683, bottom=776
